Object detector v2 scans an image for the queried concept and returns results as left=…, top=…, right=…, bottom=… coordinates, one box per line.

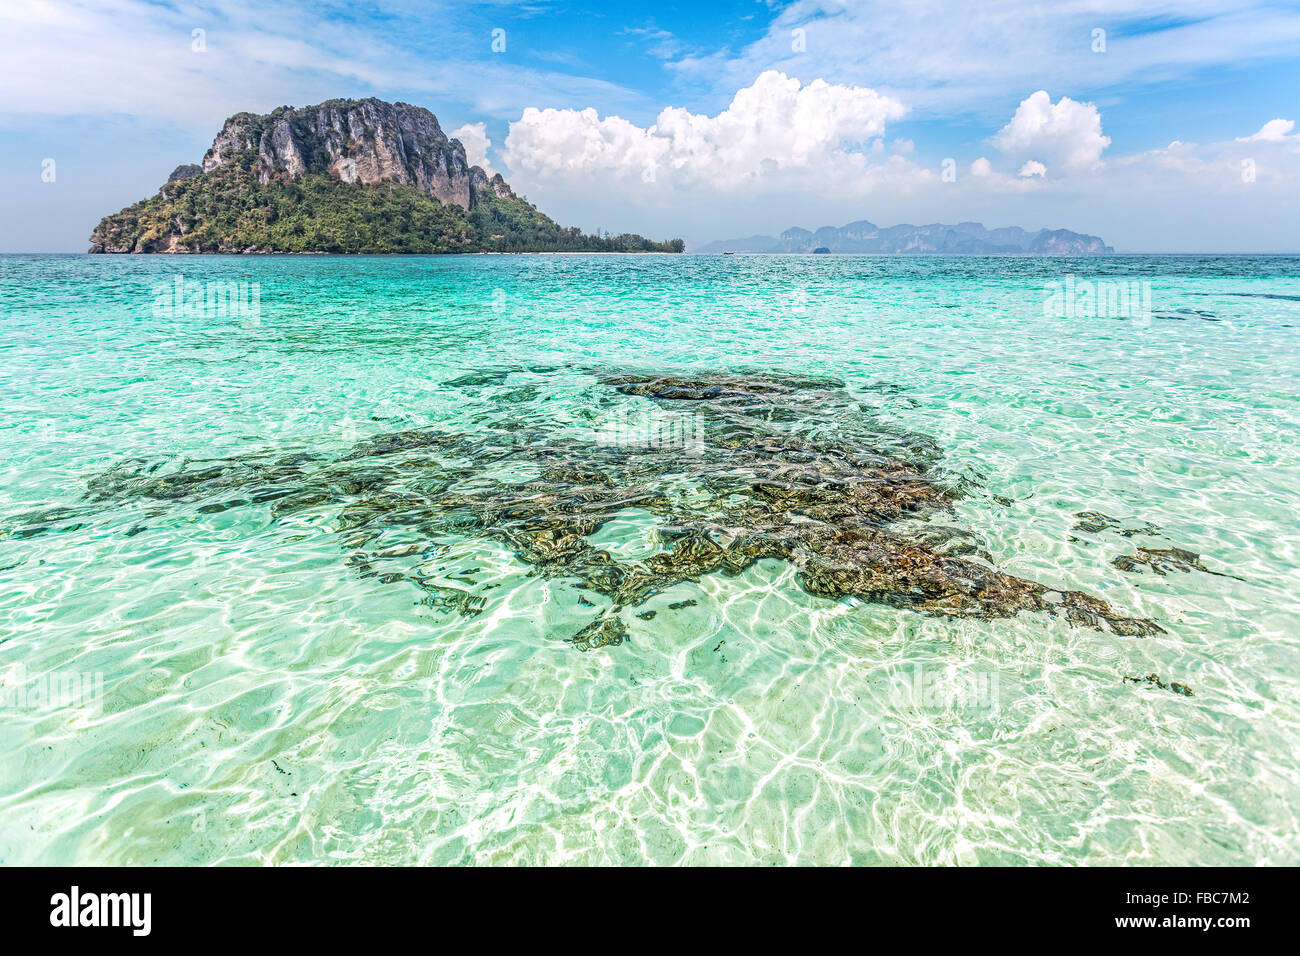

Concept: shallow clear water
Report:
left=1, top=253, right=1298, bottom=865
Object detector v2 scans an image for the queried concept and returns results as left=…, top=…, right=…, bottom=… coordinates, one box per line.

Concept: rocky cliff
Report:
left=699, top=220, right=1113, bottom=255
left=89, top=98, right=679, bottom=254
left=197, top=99, right=486, bottom=210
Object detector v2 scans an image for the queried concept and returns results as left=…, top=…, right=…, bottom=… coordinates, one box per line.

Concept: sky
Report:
left=2, top=0, right=1299, bottom=252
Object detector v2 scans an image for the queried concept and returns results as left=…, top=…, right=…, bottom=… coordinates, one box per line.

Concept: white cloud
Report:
left=503, top=71, right=907, bottom=191
left=963, top=156, right=1045, bottom=193
left=1237, top=118, right=1297, bottom=142
left=500, top=70, right=1298, bottom=248
left=621, top=26, right=687, bottom=61
left=450, top=122, right=494, bottom=174
left=1119, top=122, right=1299, bottom=185
left=668, top=1, right=1300, bottom=119
left=993, top=91, right=1110, bottom=172
left=504, top=108, right=664, bottom=179
left=0, top=0, right=646, bottom=130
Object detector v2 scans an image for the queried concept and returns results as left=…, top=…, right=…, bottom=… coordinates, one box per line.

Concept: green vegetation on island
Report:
left=92, top=163, right=682, bottom=255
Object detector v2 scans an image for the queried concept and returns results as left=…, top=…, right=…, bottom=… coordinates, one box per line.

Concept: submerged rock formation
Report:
left=1123, top=673, right=1194, bottom=697
left=1113, top=546, right=1241, bottom=579
left=61, top=369, right=1162, bottom=646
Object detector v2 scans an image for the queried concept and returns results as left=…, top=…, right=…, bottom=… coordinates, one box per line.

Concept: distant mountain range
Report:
left=696, top=221, right=1113, bottom=255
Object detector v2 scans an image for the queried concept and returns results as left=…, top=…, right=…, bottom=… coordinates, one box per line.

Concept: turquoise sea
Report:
left=1, top=253, right=1298, bottom=865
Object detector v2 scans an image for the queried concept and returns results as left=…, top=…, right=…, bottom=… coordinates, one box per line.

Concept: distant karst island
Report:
left=89, top=98, right=683, bottom=254
left=699, top=222, right=1113, bottom=255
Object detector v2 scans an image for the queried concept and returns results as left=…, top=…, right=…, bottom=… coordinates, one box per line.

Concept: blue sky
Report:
left=2, top=0, right=1299, bottom=251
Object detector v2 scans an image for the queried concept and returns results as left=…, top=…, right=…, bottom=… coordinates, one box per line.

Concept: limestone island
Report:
left=89, top=98, right=684, bottom=255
